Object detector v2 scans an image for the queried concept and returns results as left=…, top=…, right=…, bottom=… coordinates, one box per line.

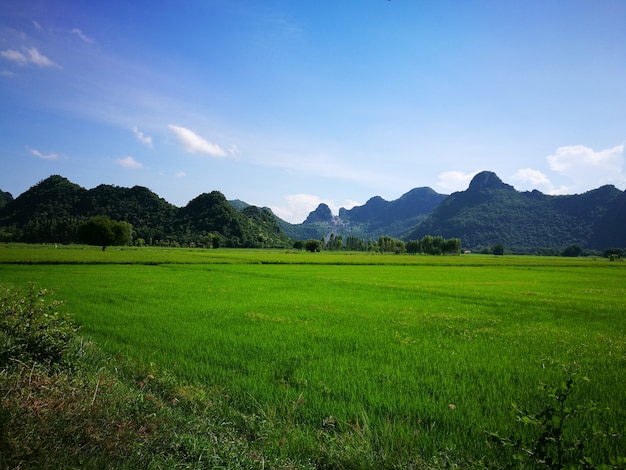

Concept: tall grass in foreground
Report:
left=1, top=247, right=625, bottom=466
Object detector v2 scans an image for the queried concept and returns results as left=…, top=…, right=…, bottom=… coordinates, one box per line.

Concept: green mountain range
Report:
left=404, top=171, right=625, bottom=252
left=0, top=175, right=288, bottom=248
left=0, top=172, right=624, bottom=252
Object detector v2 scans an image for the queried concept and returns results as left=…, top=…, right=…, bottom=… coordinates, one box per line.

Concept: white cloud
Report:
left=436, top=171, right=478, bottom=193
left=341, top=199, right=360, bottom=211
left=28, top=147, right=58, bottom=160
left=269, top=194, right=361, bottom=224
left=1, top=49, right=27, bottom=65
left=71, top=28, right=93, bottom=44
left=33, top=20, right=42, bottom=31
left=25, top=47, right=60, bottom=68
left=1, top=47, right=60, bottom=68
left=132, top=126, right=152, bottom=147
left=510, top=168, right=553, bottom=191
left=546, top=144, right=626, bottom=190
left=176, top=171, right=186, bottom=178
left=168, top=124, right=227, bottom=157
left=116, top=156, right=143, bottom=169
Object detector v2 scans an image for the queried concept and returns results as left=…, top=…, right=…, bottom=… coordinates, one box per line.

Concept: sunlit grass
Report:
left=1, top=245, right=624, bottom=464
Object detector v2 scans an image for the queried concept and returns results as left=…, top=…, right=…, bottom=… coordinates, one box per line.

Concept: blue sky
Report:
left=1, top=0, right=625, bottom=223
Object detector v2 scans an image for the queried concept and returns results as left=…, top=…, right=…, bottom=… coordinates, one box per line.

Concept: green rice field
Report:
left=1, top=244, right=625, bottom=466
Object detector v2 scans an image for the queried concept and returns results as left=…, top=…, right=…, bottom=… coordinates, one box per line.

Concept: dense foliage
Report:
left=0, top=176, right=289, bottom=248
left=0, top=285, right=77, bottom=366
left=78, top=216, right=133, bottom=250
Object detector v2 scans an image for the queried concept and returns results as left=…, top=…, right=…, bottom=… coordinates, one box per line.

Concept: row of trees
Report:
left=297, top=234, right=463, bottom=255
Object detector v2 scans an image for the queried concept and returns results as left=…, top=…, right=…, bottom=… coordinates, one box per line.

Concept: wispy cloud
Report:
left=71, top=28, right=93, bottom=44
left=168, top=124, right=227, bottom=157
left=436, top=171, right=477, bottom=193
left=0, top=47, right=60, bottom=68
left=175, top=171, right=187, bottom=178
left=0, top=49, right=27, bottom=64
left=33, top=20, right=42, bottom=31
left=131, top=126, right=152, bottom=147
left=116, top=156, right=143, bottom=169
left=28, top=147, right=58, bottom=160
left=25, top=47, right=60, bottom=68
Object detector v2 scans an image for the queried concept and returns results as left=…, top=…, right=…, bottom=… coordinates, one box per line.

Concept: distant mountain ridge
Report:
left=404, top=171, right=625, bottom=251
left=1, top=172, right=624, bottom=252
left=295, top=187, right=447, bottom=240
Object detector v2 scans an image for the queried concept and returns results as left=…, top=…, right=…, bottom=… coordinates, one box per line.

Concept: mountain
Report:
left=304, top=203, right=334, bottom=223
left=79, top=183, right=178, bottom=243
left=0, top=190, right=13, bottom=209
left=177, top=191, right=286, bottom=247
left=0, top=175, right=289, bottom=247
left=339, top=187, right=447, bottom=237
left=404, top=171, right=625, bottom=252
left=1, top=173, right=624, bottom=251
left=297, top=187, right=448, bottom=240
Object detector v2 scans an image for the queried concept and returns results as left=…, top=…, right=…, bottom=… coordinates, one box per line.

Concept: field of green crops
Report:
left=1, top=244, right=625, bottom=466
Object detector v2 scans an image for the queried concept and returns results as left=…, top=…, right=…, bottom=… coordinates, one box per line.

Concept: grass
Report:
left=1, top=244, right=625, bottom=467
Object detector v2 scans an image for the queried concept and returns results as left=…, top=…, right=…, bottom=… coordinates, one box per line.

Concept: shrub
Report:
left=486, top=367, right=624, bottom=469
left=1, top=284, right=78, bottom=366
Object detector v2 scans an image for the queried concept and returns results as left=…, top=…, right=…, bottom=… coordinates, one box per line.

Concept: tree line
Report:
left=296, top=234, right=463, bottom=255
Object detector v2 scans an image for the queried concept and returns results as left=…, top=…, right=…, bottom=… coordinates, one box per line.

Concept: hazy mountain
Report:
left=404, top=171, right=625, bottom=252
left=298, top=187, right=447, bottom=240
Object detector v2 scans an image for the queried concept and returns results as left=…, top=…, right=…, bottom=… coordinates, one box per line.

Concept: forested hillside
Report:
left=405, top=171, right=625, bottom=252
left=0, top=176, right=289, bottom=248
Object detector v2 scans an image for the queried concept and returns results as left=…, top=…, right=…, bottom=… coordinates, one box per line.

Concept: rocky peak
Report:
left=468, top=171, right=514, bottom=192
left=303, top=203, right=334, bottom=224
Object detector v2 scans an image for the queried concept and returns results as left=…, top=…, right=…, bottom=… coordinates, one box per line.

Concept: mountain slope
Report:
left=0, top=190, right=13, bottom=209
left=296, top=187, right=448, bottom=240
left=177, top=191, right=287, bottom=247
left=0, top=176, right=289, bottom=247
left=405, top=171, right=624, bottom=252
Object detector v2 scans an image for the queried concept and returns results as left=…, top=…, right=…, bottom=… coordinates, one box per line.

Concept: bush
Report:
left=1, top=284, right=78, bottom=366
left=305, top=239, right=322, bottom=252
left=486, top=367, right=624, bottom=468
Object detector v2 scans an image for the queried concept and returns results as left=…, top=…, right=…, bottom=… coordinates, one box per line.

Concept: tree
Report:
left=326, top=233, right=343, bottom=251
left=561, top=244, right=582, bottom=257
left=492, top=243, right=505, bottom=255
left=406, top=240, right=421, bottom=254
left=441, top=237, right=461, bottom=255
left=304, top=239, right=322, bottom=252
left=78, top=216, right=132, bottom=251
